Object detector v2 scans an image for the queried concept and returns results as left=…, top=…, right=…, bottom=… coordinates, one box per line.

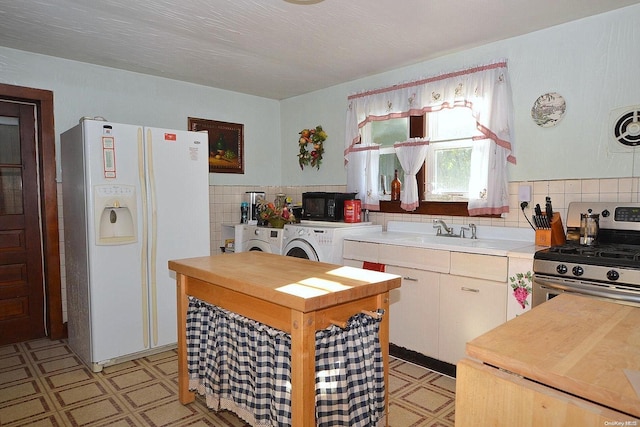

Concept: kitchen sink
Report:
left=382, top=232, right=534, bottom=253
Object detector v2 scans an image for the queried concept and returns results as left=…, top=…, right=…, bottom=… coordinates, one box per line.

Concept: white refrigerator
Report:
left=61, top=118, right=210, bottom=372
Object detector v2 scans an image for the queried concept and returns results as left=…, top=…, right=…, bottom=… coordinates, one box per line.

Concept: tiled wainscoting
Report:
left=207, top=177, right=640, bottom=254
left=56, top=177, right=640, bottom=322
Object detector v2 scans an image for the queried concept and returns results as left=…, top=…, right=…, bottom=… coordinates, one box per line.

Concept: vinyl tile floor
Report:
left=0, top=338, right=455, bottom=426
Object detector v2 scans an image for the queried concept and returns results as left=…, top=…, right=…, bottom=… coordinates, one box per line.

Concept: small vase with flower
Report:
left=258, top=194, right=296, bottom=228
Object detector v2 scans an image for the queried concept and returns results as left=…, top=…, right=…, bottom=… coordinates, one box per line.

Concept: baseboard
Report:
left=389, top=343, right=457, bottom=378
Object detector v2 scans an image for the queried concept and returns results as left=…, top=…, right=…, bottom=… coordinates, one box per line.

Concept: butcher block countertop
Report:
left=170, top=251, right=402, bottom=425
left=466, top=293, right=640, bottom=417
left=168, top=251, right=401, bottom=313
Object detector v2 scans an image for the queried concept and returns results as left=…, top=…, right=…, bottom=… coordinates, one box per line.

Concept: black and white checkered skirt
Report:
left=186, top=297, right=385, bottom=427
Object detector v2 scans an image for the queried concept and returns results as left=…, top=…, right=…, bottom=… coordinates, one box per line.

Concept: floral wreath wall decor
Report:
left=298, top=125, right=327, bottom=170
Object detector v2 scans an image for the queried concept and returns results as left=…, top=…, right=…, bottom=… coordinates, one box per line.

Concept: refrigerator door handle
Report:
left=147, top=129, right=159, bottom=346
left=138, top=129, right=150, bottom=349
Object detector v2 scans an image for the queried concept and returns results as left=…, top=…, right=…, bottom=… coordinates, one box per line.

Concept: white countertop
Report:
left=344, top=221, right=540, bottom=257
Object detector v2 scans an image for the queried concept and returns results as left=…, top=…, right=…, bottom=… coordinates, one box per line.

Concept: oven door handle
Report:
left=535, top=276, right=640, bottom=305
left=534, top=277, right=574, bottom=292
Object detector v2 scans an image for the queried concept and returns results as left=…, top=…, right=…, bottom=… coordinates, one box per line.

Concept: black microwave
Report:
left=302, top=192, right=357, bottom=221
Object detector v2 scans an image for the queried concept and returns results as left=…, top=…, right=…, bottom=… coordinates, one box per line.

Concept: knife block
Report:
left=535, top=212, right=566, bottom=247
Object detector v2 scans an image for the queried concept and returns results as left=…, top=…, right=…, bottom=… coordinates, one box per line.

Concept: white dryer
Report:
left=282, top=221, right=382, bottom=264
left=235, top=224, right=286, bottom=254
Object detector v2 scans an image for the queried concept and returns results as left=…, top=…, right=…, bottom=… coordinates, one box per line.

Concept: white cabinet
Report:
left=386, top=265, right=440, bottom=359
left=379, top=245, right=449, bottom=272
left=450, top=252, right=507, bottom=282
left=442, top=251, right=509, bottom=364
left=221, top=223, right=237, bottom=253
left=344, top=240, right=443, bottom=357
left=343, top=240, right=379, bottom=262
left=506, top=256, right=534, bottom=320
left=343, top=238, right=510, bottom=367
left=438, top=275, right=506, bottom=365
left=342, top=258, right=363, bottom=268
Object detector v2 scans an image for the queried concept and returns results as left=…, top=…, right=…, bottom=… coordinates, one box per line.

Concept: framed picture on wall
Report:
left=188, top=117, right=244, bottom=174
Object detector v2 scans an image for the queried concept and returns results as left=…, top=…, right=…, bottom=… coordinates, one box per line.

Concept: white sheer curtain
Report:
left=393, top=139, right=429, bottom=211
left=344, top=60, right=515, bottom=215
left=467, top=138, right=510, bottom=215
left=345, top=143, right=380, bottom=211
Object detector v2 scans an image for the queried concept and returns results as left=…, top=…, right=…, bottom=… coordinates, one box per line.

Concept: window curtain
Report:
left=344, top=60, right=515, bottom=215
left=345, top=143, right=380, bottom=211
left=393, top=138, right=429, bottom=211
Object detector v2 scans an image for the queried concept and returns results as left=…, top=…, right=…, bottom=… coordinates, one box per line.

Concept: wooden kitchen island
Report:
left=168, top=252, right=401, bottom=426
left=455, top=293, right=640, bottom=426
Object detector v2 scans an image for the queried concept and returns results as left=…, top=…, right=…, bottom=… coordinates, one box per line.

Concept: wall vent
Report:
left=610, top=105, right=640, bottom=152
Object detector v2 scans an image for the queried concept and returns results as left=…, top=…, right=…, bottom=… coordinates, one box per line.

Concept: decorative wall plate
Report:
left=531, top=92, right=566, bottom=127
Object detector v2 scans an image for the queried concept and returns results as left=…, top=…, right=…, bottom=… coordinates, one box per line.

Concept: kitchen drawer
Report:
left=342, top=258, right=363, bottom=268
left=379, top=245, right=449, bottom=273
left=343, top=240, right=379, bottom=262
left=450, top=252, right=507, bottom=282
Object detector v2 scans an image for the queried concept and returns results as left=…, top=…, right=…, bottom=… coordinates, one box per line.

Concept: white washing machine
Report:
left=235, top=224, right=286, bottom=254
left=282, top=221, right=382, bottom=264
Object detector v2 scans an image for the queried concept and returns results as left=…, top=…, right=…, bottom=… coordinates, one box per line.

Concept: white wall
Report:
left=3, top=5, right=638, bottom=325
left=1, top=3, right=639, bottom=187
left=0, top=47, right=282, bottom=186
left=281, top=3, right=640, bottom=184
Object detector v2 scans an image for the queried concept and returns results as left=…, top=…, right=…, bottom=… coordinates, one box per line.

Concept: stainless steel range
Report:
left=533, top=201, right=640, bottom=307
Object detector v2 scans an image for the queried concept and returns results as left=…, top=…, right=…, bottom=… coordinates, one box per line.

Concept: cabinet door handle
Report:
left=461, top=286, right=480, bottom=293
left=403, top=276, right=418, bottom=282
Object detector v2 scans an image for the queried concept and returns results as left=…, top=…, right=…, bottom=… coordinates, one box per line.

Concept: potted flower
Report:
left=257, top=195, right=296, bottom=228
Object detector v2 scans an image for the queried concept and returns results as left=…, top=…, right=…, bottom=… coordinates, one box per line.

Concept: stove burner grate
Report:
left=541, top=243, right=640, bottom=265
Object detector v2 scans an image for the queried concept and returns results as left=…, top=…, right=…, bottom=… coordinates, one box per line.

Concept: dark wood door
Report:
left=0, top=100, right=46, bottom=344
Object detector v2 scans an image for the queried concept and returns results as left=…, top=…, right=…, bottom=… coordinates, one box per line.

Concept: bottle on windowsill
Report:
left=391, top=169, right=401, bottom=201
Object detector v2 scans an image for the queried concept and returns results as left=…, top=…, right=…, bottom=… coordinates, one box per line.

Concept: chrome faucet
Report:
left=433, top=219, right=453, bottom=235
left=469, top=223, right=477, bottom=239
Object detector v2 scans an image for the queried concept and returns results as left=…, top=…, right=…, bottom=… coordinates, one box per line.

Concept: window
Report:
left=345, top=62, right=514, bottom=216
left=425, top=107, right=482, bottom=201
left=371, top=118, right=407, bottom=200
left=371, top=107, right=481, bottom=203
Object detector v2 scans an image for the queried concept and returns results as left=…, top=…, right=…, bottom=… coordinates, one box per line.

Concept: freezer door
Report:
left=145, top=127, right=210, bottom=347
left=63, top=120, right=148, bottom=367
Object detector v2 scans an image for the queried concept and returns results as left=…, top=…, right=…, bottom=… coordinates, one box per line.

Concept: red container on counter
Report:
left=344, top=199, right=361, bottom=223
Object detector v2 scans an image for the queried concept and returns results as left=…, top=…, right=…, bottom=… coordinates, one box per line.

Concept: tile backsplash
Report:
left=57, top=177, right=640, bottom=322
left=208, top=178, right=640, bottom=252
left=208, top=184, right=348, bottom=252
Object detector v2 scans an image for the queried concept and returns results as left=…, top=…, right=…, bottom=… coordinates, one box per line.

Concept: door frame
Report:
left=0, top=83, right=64, bottom=340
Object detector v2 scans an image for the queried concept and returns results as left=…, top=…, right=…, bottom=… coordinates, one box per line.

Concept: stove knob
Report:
left=572, top=266, right=584, bottom=276
left=601, top=209, right=610, bottom=218
left=556, top=264, right=568, bottom=274
left=607, top=270, right=620, bottom=281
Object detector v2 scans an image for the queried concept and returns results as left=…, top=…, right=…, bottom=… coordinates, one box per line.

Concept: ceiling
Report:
left=2, top=0, right=639, bottom=100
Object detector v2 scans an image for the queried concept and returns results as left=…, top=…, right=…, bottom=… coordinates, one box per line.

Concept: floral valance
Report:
left=344, top=60, right=515, bottom=215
